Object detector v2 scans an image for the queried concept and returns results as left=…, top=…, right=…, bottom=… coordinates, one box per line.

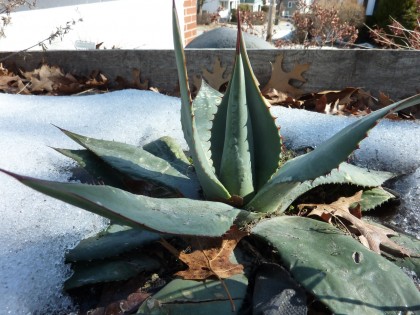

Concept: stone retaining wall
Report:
left=0, top=49, right=418, bottom=99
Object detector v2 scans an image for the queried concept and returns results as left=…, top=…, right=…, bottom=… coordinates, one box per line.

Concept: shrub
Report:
left=231, top=8, right=237, bottom=22
left=261, top=5, right=270, bottom=13
left=237, top=3, right=251, bottom=11
left=368, top=0, right=420, bottom=48
left=336, top=0, right=366, bottom=28
left=197, top=12, right=214, bottom=25
left=287, top=0, right=359, bottom=47
left=373, top=0, right=419, bottom=30
left=369, top=17, right=420, bottom=49
left=232, top=9, right=267, bottom=28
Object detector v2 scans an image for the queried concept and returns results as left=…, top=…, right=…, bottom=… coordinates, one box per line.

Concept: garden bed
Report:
left=0, top=47, right=419, bottom=314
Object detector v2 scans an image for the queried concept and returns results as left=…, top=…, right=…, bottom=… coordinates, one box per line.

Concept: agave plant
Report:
left=1, top=3, right=420, bottom=314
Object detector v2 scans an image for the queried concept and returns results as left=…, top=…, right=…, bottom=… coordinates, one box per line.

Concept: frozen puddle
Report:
left=0, top=90, right=418, bottom=314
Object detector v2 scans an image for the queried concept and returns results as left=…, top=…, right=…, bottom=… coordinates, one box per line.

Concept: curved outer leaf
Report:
left=172, top=3, right=231, bottom=201
left=137, top=274, right=248, bottom=315
left=142, top=136, right=192, bottom=175
left=246, top=162, right=394, bottom=213
left=247, top=94, right=420, bottom=213
left=65, top=254, right=160, bottom=290
left=253, top=216, right=420, bottom=315
left=54, top=148, right=128, bottom=189
left=275, top=94, right=420, bottom=183
left=0, top=169, right=244, bottom=237
left=360, top=187, right=395, bottom=211
left=210, top=17, right=282, bottom=198
left=66, top=224, right=162, bottom=262
left=59, top=128, right=200, bottom=199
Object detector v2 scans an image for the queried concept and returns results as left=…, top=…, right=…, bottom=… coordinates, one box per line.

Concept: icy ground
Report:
left=0, top=0, right=185, bottom=51
left=0, top=90, right=418, bottom=314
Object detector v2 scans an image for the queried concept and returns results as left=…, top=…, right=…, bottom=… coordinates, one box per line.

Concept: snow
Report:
left=0, top=0, right=185, bottom=51
left=0, top=90, right=418, bottom=314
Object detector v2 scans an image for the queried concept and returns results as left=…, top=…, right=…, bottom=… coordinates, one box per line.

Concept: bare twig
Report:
left=0, top=1, right=36, bottom=37
left=368, top=17, right=420, bottom=50
left=0, top=18, right=83, bottom=63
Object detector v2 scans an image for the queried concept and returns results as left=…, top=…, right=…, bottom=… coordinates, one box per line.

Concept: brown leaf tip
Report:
left=236, top=10, right=242, bottom=54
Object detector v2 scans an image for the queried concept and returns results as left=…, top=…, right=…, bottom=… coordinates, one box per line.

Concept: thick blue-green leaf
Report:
left=218, top=51, right=255, bottom=201
left=172, top=3, right=230, bottom=201
left=59, top=128, right=200, bottom=199
left=65, top=254, right=160, bottom=290
left=210, top=19, right=282, bottom=196
left=360, top=187, right=396, bottom=211
left=142, top=136, right=192, bottom=176
left=268, top=94, right=420, bottom=184
left=193, top=80, right=223, bottom=168
left=253, top=216, right=420, bottom=314
left=246, top=162, right=394, bottom=213
left=137, top=274, right=248, bottom=315
left=0, top=169, right=244, bottom=237
left=54, top=148, right=127, bottom=188
left=66, top=224, right=162, bottom=262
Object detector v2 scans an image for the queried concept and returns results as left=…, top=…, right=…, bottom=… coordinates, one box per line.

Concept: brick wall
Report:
left=183, top=0, right=197, bottom=45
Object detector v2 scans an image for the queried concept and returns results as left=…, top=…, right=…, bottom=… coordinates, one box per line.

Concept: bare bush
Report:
left=197, top=6, right=223, bottom=25
left=369, top=18, right=420, bottom=49
left=368, top=0, right=420, bottom=49
left=334, top=0, right=366, bottom=28
left=280, top=0, right=359, bottom=47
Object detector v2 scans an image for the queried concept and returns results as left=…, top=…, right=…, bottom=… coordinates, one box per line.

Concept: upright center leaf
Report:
left=219, top=52, right=255, bottom=201
left=210, top=13, right=282, bottom=202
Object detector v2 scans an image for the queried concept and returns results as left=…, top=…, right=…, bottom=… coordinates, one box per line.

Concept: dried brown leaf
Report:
left=131, top=68, right=149, bottom=90
left=378, top=91, right=393, bottom=108
left=161, top=226, right=248, bottom=281
left=193, top=57, right=229, bottom=93
left=114, top=68, right=148, bottom=91
left=263, top=87, right=290, bottom=104
left=261, top=54, right=310, bottom=98
left=201, top=57, right=229, bottom=91
left=16, top=80, right=30, bottom=95
left=0, top=74, right=20, bottom=90
left=315, top=94, right=327, bottom=113
left=30, top=76, right=54, bottom=92
left=299, top=191, right=412, bottom=257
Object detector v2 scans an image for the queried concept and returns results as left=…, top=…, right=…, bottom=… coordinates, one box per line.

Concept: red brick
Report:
left=183, top=0, right=196, bottom=45
left=185, top=7, right=196, bottom=15
left=185, top=21, right=197, bottom=30
left=184, top=15, right=194, bottom=23
left=185, top=29, right=196, bottom=38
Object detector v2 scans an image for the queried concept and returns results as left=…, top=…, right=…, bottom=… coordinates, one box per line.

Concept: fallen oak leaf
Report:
left=30, top=76, right=54, bottom=93
left=263, top=87, right=291, bottom=105
left=193, top=57, right=229, bottom=92
left=299, top=191, right=413, bottom=257
left=160, top=226, right=248, bottom=312
left=0, top=74, right=21, bottom=91
left=115, top=68, right=148, bottom=90
left=160, top=226, right=248, bottom=280
left=132, top=68, right=149, bottom=90
left=315, top=94, right=327, bottom=113
left=202, top=57, right=229, bottom=91
left=261, top=54, right=310, bottom=98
